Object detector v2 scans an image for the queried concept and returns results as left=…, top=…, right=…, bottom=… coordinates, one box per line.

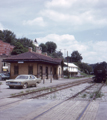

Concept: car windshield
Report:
left=0, top=73, right=10, bottom=76
left=16, top=75, right=28, bottom=79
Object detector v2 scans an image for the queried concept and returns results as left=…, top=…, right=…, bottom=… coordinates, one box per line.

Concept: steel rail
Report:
left=30, top=79, right=92, bottom=99
left=77, top=83, right=104, bottom=120
left=31, top=83, right=96, bottom=120
left=0, top=78, right=91, bottom=108
left=9, top=78, right=92, bottom=99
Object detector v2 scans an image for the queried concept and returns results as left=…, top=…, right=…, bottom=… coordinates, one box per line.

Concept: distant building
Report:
left=0, top=55, right=10, bottom=72
left=0, top=40, right=14, bottom=55
left=63, top=62, right=78, bottom=76
left=33, top=39, right=42, bottom=54
left=33, top=39, right=39, bottom=47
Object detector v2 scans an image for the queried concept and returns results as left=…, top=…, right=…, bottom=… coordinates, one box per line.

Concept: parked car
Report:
left=6, top=74, right=41, bottom=89
left=0, top=73, right=10, bottom=80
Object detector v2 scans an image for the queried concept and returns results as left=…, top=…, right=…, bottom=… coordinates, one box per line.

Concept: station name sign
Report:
left=18, top=61, right=24, bottom=63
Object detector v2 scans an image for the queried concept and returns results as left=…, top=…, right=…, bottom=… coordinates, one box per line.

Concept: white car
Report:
left=6, top=75, right=41, bottom=89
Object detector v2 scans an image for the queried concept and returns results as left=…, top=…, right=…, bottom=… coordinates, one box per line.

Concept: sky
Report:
left=0, top=0, right=107, bottom=64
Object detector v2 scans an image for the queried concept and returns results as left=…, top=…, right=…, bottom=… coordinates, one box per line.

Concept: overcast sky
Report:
left=0, top=0, right=107, bottom=64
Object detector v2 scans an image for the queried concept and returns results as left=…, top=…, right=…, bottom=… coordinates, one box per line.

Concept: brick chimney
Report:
left=29, top=47, right=32, bottom=52
left=36, top=47, right=42, bottom=54
left=44, top=52, right=47, bottom=56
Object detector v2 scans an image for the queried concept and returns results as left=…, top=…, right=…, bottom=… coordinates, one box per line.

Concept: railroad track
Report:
left=0, top=78, right=92, bottom=109
left=77, top=83, right=104, bottom=120
left=9, top=78, right=92, bottom=99
left=0, top=80, right=104, bottom=120
left=30, top=83, right=104, bottom=120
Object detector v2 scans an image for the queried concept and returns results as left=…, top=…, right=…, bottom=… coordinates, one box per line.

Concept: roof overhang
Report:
left=3, top=59, right=61, bottom=65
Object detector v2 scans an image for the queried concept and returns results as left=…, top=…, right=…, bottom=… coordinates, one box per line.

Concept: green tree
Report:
left=76, top=62, right=92, bottom=74
left=51, top=51, right=63, bottom=58
left=11, top=42, right=28, bottom=55
left=39, top=43, right=47, bottom=52
left=71, top=51, right=82, bottom=62
left=2, top=30, right=16, bottom=45
left=0, top=30, right=4, bottom=40
left=17, top=37, right=36, bottom=51
left=45, top=41, right=57, bottom=54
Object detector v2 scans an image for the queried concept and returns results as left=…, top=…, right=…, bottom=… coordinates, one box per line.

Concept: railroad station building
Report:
left=3, top=48, right=63, bottom=80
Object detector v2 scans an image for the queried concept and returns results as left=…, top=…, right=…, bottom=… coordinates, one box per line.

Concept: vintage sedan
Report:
left=0, top=73, right=10, bottom=80
left=6, top=75, right=41, bottom=89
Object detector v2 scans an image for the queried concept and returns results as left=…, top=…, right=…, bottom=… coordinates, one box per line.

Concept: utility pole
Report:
left=67, top=51, right=69, bottom=78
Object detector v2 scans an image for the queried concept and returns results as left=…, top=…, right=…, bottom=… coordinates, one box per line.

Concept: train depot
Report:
left=3, top=47, right=63, bottom=80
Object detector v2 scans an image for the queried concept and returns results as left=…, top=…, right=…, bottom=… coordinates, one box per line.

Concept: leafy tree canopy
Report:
left=51, top=51, right=63, bottom=58
left=71, top=51, right=83, bottom=62
left=45, top=41, right=57, bottom=54
left=0, top=29, right=35, bottom=54
left=0, top=30, right=16, bottom=45
left=11, top=42, right=28, bottom=55
left=39, top=43, right=47, bottom=52
left=17, top=37, right=36, bottom=51
left=75, top=62, right=93, bottom=74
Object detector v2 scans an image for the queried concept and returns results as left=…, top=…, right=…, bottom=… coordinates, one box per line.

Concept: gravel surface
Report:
left=36, top=83, right=92, bottom=100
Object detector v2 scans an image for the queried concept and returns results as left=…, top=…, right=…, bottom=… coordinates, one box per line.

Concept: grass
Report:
left=0, top=82, right=2, bottom=85
left=10, top=86, right=53, bottom=96
left=82, top=94, right=87, bottom=98
left=90, top=91, right=104, bottom=99
left=11, top=93, right=16, bottom=96
left=0, top=82, right=2, bottom=92
left=105, top=79, right=107, bottom=85
left=95, top=91, right=104, bottom=98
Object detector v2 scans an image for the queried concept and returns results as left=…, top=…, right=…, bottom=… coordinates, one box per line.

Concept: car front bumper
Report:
left=6, top=82, right=23, bottom=87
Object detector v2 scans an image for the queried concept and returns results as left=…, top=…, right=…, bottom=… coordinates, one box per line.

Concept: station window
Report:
left=28, top=66, right=33, bottom=74
left=14, top=65, right=19, bottom=75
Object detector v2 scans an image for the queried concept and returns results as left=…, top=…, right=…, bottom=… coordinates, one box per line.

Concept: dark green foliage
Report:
left=71, top=51, right=83, bottom=62
left=51, top=51, right=63, bottom=58
left=39, top=43, right=47, bottom=52
left=17, top=38, right=36, bottom=52
left=45, top=41, right=57, bottom=54
left=39, top=41, right=60, bottom=58
left=76, top=62, right=93, bottom=74
left=0, top=30, right=16, bottom=45
left=0, top=30, right=4, bottom=40
left=63, top=69, right=70, bottom=78
left=0, top=29, right=35, bottom=54
left=11, top=42, right=28, bottom=55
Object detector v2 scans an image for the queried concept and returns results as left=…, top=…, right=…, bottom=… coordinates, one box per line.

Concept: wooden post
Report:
left=67, top=51, right=69, bottom=78
left=0, top=82, right=2, bottom=92
left=43, top=78, right=45, bottom=84
left=50, top=77, right=52, bottom=83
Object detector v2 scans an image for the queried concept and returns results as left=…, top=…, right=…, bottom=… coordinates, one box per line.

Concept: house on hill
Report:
left=0, top=40, right=14, bottom=55
left=3, top=48, right=63, bottom=79
left=63, top=62, right=78, bottom=76
left=0, top=40, right=14, bottom=72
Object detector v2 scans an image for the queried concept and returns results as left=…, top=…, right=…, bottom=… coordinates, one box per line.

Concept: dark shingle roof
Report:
left=3, top=52, right=62, bottom=65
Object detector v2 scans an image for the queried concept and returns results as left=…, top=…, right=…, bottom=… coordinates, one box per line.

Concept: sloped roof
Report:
left=63, top=62, right=78, bottom=72
left=64, top=62, right=78, bottom=68
left=3, top=51, right=62, bottom=65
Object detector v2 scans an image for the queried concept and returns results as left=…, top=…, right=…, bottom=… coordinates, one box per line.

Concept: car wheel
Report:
left=23, top=83, right=28, bottom=89
left=35, top=83, right=37, bottom=87
left=9, top=86, right=14, bottom=89
left=0, top=75, right=2, bottom=80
